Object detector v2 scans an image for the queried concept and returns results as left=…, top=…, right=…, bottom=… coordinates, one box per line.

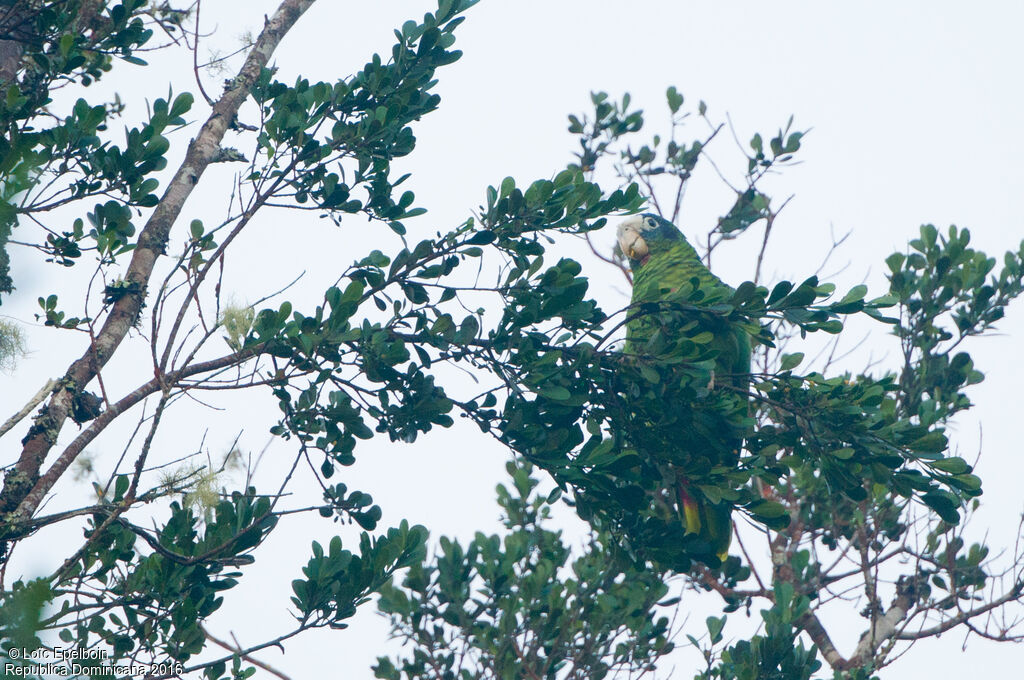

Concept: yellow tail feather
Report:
left=679, top=488, right=701, bottom=535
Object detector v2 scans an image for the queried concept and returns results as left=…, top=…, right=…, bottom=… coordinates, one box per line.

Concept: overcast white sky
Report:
left=3, top=1, right=1024, bottom=677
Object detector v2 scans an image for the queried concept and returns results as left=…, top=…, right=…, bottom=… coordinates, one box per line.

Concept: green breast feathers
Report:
left=617, top=213, right=749, bottom=381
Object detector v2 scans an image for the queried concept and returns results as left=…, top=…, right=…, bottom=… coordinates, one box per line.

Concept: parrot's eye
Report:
left=645, top=217, right=657, bottom=229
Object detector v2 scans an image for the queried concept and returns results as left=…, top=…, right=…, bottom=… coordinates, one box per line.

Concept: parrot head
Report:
left=616, top=213, right=685, bottom=268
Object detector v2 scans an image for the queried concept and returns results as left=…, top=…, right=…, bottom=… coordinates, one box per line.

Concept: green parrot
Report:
left=616, top=213, right=752, bottom=562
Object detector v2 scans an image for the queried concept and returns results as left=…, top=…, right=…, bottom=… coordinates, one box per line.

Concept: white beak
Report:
left=616, top=222, right=649, bottom=260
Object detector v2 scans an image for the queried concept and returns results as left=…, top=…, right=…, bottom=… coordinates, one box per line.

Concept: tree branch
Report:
left=895, top=580, right=1024, bottom=640
left=5, top=346, right=262, bottom=535
left=0, top=378, right=55, bottom=438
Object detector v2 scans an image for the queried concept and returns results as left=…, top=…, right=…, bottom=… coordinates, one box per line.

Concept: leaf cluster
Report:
left=375, top=463, right=674, bottom=680
left=0, top=0, right=188, bottom=295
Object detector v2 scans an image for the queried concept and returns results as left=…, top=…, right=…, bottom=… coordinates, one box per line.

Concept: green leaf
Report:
left=746, top=499, right=788, bottom=519
left=779, top=352, right=803, bottom=371
left=113, top=474, right=129, bottom=500
left=885, top=252, right=906, bottom=274
left=666, top=86, right=684, bottom=114
left=59, top=33, right=74, bottom=57
left=499, top=176, right=515, bottom=199
left=706, top=615, right=725, bottom=644
left=466, top=230, right=495, bottom=245
left=930, top=457, right=970, bottom=474
left=909, top=431, right=947, bottom=454
left=922, top=491, right=961, bottom=523
left=170, top=92, right=194, bottom=118
left=538, top=386, right=571, bottom=401
left=840, top=284, right=868, bottom=304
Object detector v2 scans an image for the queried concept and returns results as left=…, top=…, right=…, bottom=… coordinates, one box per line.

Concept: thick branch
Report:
left=846, top=590, right=913, bottom=668
left=797, top=610, right=847, bottom=670
left=0, top=0, right=314, bottom=522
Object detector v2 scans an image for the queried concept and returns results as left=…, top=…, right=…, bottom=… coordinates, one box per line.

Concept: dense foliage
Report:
left=0, top=2, right=1021, bottom=679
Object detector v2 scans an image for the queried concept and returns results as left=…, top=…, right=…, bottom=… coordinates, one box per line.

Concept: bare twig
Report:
left=0, top=378, right=55, bottom=439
